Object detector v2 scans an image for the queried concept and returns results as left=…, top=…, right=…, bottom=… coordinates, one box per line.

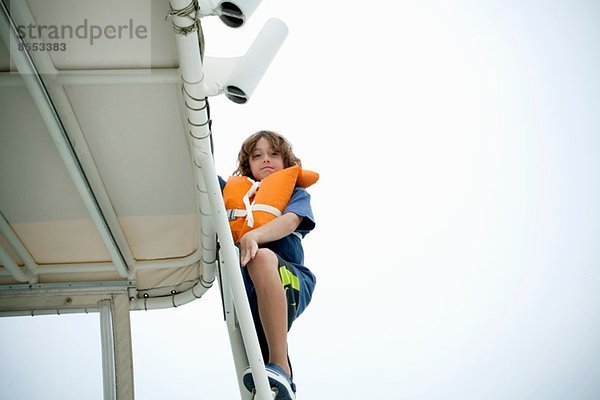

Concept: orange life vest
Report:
left=223, top=165, right=319, bottom=243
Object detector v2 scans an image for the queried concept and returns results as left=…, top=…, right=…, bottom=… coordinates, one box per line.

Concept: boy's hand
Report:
left=239, top=232, right=259, bottom=267
left=237, top=213, right=301, bottom=266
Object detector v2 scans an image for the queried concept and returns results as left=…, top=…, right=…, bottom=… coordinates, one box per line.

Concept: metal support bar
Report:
left=111, top=294, right=135, bottom=400
left=0, top=212, right=38, bottom=282
left=0, top=1, right=131, bottom=278
left=220, top=247, right=254, bottom=400
left=167, top=0, right=272, bottom=398
left=100, top=300, right=117, bottom=400
left=0, top=246, right=32, bottom=283
left=0, top=282, right=131, bottom=315
left=0, top=69, right=181, bottom=86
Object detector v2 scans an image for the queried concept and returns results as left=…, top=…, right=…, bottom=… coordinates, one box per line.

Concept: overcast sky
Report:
left=2, top=1, right=600, bottom=399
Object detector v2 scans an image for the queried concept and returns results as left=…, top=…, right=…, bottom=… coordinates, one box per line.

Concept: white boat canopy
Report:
left=0, top=0, right=287, bottom=399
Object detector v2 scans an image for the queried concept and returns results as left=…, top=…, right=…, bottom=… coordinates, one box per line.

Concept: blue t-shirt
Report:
left=265, top=187, right=314, bottom=264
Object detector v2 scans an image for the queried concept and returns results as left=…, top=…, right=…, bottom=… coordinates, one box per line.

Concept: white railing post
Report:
left=99, top=300, right=117, bottom=400
left=166, top=1, right=272, bottom=398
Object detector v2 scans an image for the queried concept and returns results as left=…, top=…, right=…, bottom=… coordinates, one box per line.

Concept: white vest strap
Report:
left=227, top=209, right=247, bottom=220
left=242, top=178, right=261, bottom=227
left=227, top=178, right=283, bottom=227
left=226, top=210, right=302, bottom=241
left=252, top=204, right=282, bottom=218
left=226, top=205, right=282, bottom=222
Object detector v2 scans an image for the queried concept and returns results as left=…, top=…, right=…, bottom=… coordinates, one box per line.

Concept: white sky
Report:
left=2, top=1, right=600, bottom=399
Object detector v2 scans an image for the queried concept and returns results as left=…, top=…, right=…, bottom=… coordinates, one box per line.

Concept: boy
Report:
left=222, top=130, right=317, bottom=399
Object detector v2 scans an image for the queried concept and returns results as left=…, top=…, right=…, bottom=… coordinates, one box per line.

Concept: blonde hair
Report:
left=233, top=130, right=301, bottom=178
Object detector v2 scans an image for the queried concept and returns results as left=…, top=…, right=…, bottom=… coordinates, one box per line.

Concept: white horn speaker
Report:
left=224, top=18, right=288, bottom=104
left=217, top=0, right=264, bottom=28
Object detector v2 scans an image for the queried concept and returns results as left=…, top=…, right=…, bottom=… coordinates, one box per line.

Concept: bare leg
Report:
left=246, top=248, right=291, bottom=376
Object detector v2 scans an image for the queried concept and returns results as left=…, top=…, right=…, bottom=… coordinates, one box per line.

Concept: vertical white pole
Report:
left=220, top=247, right=256, bottom=400
left=100, top=296, right=135, bottom=400
left=112, top=294, right=135, bottom=400
left=167, top=1, right=272, bottom=398
left=99, top=300, right=117, bottom=400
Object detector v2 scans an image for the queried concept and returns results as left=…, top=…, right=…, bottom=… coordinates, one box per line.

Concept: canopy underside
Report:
left=0, top=0, right=217, bottom=304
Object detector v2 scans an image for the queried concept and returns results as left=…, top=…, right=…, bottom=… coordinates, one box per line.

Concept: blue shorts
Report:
left=242, top=254, right=316, bottom=359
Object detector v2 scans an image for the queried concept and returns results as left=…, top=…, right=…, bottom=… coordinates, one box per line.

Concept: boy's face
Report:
left=249, top=137, right=285, bottom=181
